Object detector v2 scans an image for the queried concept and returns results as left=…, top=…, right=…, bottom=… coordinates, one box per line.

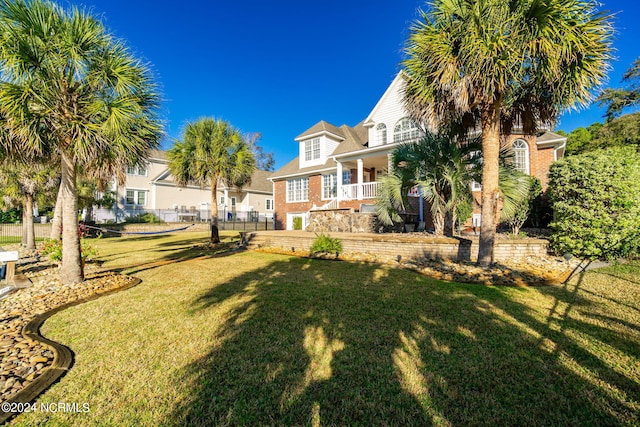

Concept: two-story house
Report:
left=93, top=149, right=274, bottom=223
left=271, top=73, right=566, bottom=231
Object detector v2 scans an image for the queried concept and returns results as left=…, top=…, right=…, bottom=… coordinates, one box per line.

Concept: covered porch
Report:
left=333, top=146, right=392, bottom=203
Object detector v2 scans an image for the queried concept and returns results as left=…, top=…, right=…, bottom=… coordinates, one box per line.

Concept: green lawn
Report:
left=11, top=232, right=640, bottom=426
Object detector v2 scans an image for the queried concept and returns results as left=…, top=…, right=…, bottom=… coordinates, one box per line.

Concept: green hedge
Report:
left=548, top=147, right=640, bottom=259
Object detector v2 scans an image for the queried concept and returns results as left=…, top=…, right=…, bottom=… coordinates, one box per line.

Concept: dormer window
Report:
left=304, top=138, right=321, bottom=161
left=393, top=118, right=420, bottom=143
left=376, top=123, right=387, bottom=145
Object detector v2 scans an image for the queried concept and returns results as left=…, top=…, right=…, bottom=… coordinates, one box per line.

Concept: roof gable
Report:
left=295, top=120, right=345, bottom=141
left=363, top=72, right=407, bottom=127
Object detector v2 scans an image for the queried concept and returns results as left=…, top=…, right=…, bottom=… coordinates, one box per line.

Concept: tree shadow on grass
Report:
left=95, top=234, right=241, bottom=275
left=165, top=255, right=640, bottom=426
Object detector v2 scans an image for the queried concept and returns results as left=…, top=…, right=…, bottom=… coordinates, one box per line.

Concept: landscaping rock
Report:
left=0, top=244, right=138, bottom=404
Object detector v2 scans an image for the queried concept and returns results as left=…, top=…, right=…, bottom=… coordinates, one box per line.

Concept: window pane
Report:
left=137, top=191, right=145, bottom=205
left=342, top=170, right=351, bottom=185
left=394, top=118, right=420, bottom=143
left=125, top=190, right=134, bottom=204
left=304, top=141, right=312, bottom=161
left=303, top=178, right=308, bottom=200
left=323, top=174, right=337, bottom=199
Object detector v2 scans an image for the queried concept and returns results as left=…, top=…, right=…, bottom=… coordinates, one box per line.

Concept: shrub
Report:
left=548, top=147, right=640, bottom=259
left=38, top=239, right=99, bottom=263
left=0, top=208, right=22, bottom=224
left=125, top=213, right=164, bottom=224
left=503, top=176, right=542, bottom=235
left=292, top=216, right=303, bottom=230
left=309, top=233, right=343, bottom=255
left=455, top=199, right=473, bottom=232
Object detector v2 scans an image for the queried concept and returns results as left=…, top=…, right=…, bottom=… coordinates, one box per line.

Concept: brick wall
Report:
left=273, top=175, right=325, bottom=230
left=504, top=134, right=555, bottom=190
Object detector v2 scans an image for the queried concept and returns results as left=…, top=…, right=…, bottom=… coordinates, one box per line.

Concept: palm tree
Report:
left=0, top=0, right=162, bottom=283
left=377, top=132, right=534, bottom=238
left=168, top=118, right=256, bottom=243
left=0, top=159, right=58, bottom=249
left=377, top=132, right=482, bottom=236
left=403, top=0, right=612, bottom=266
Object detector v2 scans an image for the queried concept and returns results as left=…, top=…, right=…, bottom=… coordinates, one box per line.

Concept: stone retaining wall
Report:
left=307, top=209, right=397, bottom=233
left=243, top=231, right=549, bottom=262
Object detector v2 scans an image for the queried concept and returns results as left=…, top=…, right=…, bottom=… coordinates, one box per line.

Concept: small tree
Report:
left=597, top=57, right=640, bottom=121
left=376, top=132, right=481, bottom=236
left=502, top=175, right=541, bottom=236
left=168, top=118, right=256, bottom=243
left=549, top=147, right=640, bottom=259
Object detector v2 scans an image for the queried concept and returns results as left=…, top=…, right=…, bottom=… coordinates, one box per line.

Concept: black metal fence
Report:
left=91, top=207, right=273, bottom=224
left=217, top=219, right=274, bottom=232
left=0, top=223, right=52, bottom=243
left=0, top=220, right=274, bottom=242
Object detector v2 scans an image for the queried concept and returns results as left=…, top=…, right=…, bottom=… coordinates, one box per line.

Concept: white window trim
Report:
left=286, top=177, right=309, bottom=203
left=304, top=138, right=321, bottom=162
left=124, top=188, right=147, bottom=206
left=376, top=123, right=387, bottom=145
left=472, top=214, right=482, bottom=227
left=265, top=199, right=274, bottom=210
left=513, top=139, right=530, bottom=175
left=322, top=173, right=338, bottom=200
left=126, top=165, right=148, bottom=176
left=393, top=118, right=421, bottom=143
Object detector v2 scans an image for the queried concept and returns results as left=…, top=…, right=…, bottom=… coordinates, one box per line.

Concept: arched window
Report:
left=376, top=123, right=387, bottom=145
left=512, top=139, right=529, bottom=174
left=393, top=118, right=420, bottom=143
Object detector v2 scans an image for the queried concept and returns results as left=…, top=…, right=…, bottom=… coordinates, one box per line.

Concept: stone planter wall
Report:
left=243, top=230, right=549, bottom=263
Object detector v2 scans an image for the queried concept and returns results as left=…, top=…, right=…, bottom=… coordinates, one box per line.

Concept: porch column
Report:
left=357, top=158, right=364, bottom=200
left=336, top=161, right=343, bottom=201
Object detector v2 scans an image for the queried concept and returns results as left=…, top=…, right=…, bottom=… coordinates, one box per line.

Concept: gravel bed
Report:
left=0, top=245, right=137, bottom=403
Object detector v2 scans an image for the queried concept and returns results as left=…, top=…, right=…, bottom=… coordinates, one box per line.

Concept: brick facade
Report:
left=271, top=73, right=565, bottom=231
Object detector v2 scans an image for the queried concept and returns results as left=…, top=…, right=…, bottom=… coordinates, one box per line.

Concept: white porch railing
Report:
left=339, top=182, right=380, bottom=201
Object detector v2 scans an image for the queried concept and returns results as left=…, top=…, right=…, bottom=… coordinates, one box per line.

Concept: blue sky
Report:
left=78, top=0, right=640, bottom=169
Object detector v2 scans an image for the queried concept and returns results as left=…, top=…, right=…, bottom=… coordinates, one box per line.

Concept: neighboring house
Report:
left=93, top=150, right=274, bottom=223
left=271, top=73, right=566, bottom=231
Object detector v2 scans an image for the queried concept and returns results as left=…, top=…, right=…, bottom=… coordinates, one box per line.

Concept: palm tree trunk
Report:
left=477, top=97, right=502, bottom=266
left=60, top=152, right=83, bottom=284
left=50, top=184, right=63, bottom=240
left=210, top=178, right=220, bottom=243
left=433, top=211, right=445, bottom=236
left=444, top=210, right=454, bottom=237
left=23, top=194, right=36, bottom=250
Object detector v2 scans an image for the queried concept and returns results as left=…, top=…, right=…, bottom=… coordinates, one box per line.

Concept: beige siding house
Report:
left=93, top=150, right=274, bottom=223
